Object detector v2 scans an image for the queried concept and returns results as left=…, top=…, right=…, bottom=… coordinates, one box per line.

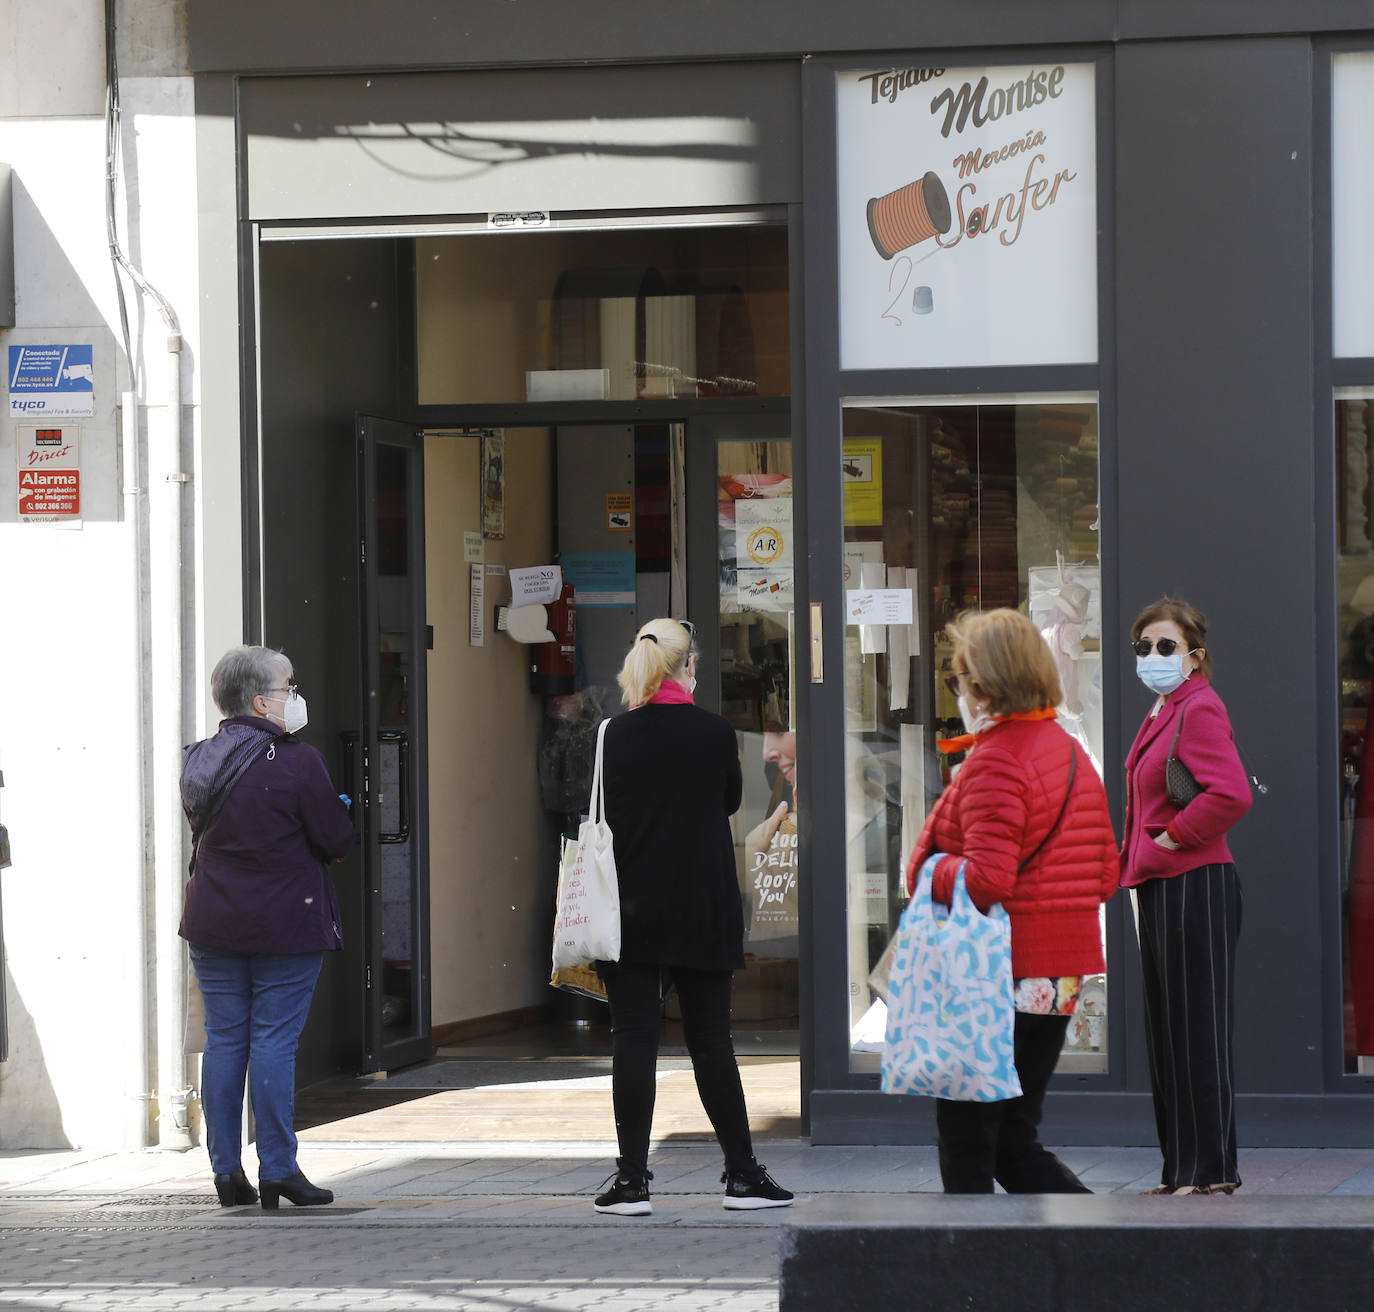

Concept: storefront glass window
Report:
left=1335, top=390, right=1374, bottom=1073
left=842, top=397, right=1107, bottom=1073
left=416, top=226, right=790, bottom=405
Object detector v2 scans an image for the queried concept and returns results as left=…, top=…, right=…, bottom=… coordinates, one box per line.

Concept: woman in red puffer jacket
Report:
left=904, top=608, right=1119, bottom=1194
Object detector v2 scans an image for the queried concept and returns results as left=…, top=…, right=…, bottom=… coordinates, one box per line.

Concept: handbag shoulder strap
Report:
left=589, top=716, right=611, bottom=824
left=1168, top=698, right=1268, bottom=796
left=1019, top=741, right=1077, bottom=872
left=1167, top=703, right=1186, bottom=761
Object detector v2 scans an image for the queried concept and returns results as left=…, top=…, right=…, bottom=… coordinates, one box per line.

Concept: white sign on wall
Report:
left=1333, top=52, right=1374, bottom=358
left=836, top=62, right=1098, bottom=369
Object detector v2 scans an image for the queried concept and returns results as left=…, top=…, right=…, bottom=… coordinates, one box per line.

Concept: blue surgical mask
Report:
left=1136, top=653, right=1190, bottom=696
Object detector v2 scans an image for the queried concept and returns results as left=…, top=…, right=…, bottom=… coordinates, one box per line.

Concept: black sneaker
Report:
left=721, top=1164, right=794, bottom=1210
left=594, top=1165, right=653, bottom=1216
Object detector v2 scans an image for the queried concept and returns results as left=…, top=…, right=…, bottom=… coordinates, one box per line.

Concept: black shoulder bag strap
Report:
left=1019, top=742, right=1077, bottom=872
left=1169, top=702, right=1269, bottom=798
left=186, top=734, right=278, bottom=876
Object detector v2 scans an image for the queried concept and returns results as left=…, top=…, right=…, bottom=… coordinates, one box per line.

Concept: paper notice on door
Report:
left=905, top=568, right=920, bottom=656
left=510, top=564, right=562, bottom=606
left=853, top=562, right=897, bottom=654
left=888, top=566, right=910, bottom=710
left=469, top=563, right=485, bottom=646
left=900, top=723, right=926, bottom=869
left=847, top=586, right=914, bottom=626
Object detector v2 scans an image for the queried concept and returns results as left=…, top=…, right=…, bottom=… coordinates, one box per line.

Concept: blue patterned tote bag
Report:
left=880, top=854, right=1022, bottom=1102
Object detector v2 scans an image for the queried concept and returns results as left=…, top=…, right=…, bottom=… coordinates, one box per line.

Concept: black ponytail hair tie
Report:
left=640, top=632, right=658, bottom=643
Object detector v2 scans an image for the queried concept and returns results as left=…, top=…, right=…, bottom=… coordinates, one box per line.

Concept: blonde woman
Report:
left=591, top=617, right=793, bottom=1216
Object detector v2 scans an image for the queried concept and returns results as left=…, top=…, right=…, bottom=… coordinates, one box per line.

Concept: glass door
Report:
left=357, top=415, right=432, bottom=1071
left=687, top=412, right=799, bottom=1051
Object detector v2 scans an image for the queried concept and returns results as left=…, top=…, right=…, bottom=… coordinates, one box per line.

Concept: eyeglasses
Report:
left=942, top=670, right=966, bottom=697
left=266, top=684, right=299, bottom=701
left=1131, top=638, right=1195, bottom=658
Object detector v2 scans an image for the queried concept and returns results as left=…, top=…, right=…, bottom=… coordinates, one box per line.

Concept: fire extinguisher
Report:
left=531, top=582, right=576, bottom=694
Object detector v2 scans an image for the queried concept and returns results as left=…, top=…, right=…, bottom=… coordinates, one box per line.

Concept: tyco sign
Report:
left=8, top=345, right=95, bottom=417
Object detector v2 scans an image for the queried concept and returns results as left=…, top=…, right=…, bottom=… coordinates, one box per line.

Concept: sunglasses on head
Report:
left=1132, top=637, right=1193, bottom=658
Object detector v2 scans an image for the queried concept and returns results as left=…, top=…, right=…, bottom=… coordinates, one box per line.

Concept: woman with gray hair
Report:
left=180, top=645, right=355, bottom=1208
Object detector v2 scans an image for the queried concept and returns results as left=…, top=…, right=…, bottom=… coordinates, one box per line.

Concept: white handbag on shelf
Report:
left=551, top=717, right=622, bottom=969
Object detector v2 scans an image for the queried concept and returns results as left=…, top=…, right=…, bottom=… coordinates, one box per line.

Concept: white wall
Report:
left=0, top=2, right=200, bottom=1148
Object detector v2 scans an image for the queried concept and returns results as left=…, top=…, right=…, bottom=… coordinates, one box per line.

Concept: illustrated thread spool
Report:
left=866, top=171, right=953, bottom=260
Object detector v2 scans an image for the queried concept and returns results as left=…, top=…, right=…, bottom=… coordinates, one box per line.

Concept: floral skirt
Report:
left=1013, top=976, right=1081, bottom=1015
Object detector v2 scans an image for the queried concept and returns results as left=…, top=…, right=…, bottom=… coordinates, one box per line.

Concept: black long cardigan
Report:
left=600, top=702, right=745, bottom=971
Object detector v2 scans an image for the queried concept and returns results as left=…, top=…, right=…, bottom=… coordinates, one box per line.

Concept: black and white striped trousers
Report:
left=1136, top=862, right=1243, bottom=1189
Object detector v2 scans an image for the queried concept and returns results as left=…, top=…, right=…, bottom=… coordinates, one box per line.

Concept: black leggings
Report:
left=935, top=1011, right=1092, bottom=1194
left=601, top=961, right=755, bottom=1175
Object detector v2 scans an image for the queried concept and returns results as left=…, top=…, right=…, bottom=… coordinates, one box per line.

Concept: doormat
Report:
left=377, top=1059, right=693, bottom=1089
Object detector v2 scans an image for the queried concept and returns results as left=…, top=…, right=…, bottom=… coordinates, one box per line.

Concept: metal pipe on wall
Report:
left=121, top=388, right=153, bottom=1147
left=151, top=332, right=193, bottom=1150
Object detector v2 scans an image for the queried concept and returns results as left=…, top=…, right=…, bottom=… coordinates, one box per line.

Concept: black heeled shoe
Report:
left=259, top=1170, right=334, bottom=1209
left=213, top=1169, right=259, bottom=1206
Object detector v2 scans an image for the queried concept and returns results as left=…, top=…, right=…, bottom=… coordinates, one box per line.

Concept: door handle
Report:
left=338, top=731, right=362, bottom=837
left=378, top=730, right=410, bottom=844
left=810, top=602, right=824, bottom=683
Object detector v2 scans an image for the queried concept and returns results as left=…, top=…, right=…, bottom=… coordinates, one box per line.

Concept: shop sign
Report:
left=1333, top=53, right=1374, bottom=357
left=16, top=422, right=80, bottom=520
left=8, top=345, right=94, bottom=418
left=836, top=61, right=1097, bottom=369
left=735, top=496, right=794, bottom=612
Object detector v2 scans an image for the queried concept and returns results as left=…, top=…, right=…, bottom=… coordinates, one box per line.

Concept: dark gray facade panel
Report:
left=1118, top=0, right=1374, bottom=40
left=241, top=63, right=801, bottom=220
left=189, top=0, right=1373, bottom=74
left=1114, top=38, right=1319, bottom=1093
left=194, top=0, right=1112, bottom=73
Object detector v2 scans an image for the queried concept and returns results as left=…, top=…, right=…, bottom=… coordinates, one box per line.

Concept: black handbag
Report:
left=1164, top=704, right=1268, bottom=808
left=1165, top=708, right=1202, bottom=808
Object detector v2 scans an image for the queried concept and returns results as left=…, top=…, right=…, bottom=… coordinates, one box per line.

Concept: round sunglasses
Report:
left=1132, top=638, right=1195, bottom=658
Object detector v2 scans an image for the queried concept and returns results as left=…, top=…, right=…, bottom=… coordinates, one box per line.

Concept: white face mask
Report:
left=267, top=691, right=309, bottom=734
left=957, top=692, right=994, bottom=737
left=688, top=676, right=697, bottom=694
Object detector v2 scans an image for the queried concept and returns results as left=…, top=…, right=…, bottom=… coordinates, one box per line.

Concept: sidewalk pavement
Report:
left=5, top=1139, right=1374, bottom=1311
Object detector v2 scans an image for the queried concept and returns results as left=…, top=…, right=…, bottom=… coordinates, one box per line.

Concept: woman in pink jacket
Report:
left=1121, top=598, right=1252, bottom=1195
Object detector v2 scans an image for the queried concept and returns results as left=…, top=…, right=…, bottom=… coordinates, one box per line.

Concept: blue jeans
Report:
left=189, top=945, right=323, bottom=1179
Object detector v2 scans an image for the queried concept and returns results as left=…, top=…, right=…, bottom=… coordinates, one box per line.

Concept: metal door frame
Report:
left=357, top=414, right=433, bottom=1072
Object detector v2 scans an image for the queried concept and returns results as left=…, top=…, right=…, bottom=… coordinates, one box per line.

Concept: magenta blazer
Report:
left=1120, top=673, right=1252, bottom=887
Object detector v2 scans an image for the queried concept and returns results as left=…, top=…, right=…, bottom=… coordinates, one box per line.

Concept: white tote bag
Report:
left=551, top=717, right=622, bottom=969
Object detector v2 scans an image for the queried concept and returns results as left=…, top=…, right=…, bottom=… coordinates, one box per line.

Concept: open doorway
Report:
left=254, top=216, right=798, bottom=1134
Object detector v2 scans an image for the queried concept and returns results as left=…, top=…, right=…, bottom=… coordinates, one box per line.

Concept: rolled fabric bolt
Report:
left=912, top=285, right=934, bottom=314
left=866, top=171, right=952, bottom=259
